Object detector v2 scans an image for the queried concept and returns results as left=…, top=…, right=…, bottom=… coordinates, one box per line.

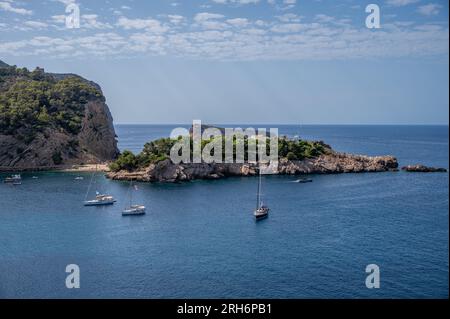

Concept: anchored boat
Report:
left=295, top=178, right=313, bottom=183
left=254, top=167, right=269, bottom=220
left=4, top=174, right=21, bottom=185
left=84, top=166, right=116, bottom=206
left=122, top=205, right=146, bottom=216
left=84, top=193, right=116, bottom=206
left=122, top=180, right=146, bottom=216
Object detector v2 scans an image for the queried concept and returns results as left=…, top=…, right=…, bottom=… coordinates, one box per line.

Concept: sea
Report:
left=0, top=125, right=448, bottom=298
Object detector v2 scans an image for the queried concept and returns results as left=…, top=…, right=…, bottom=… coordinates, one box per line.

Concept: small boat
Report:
left=32, top=176, right=39, bottom=179
left=122, top=180, right=146, bottom=216
left=84, top=194, right=116, bottom=206
left=295, top=178, right=313, bottom=183
left=255, top=205, right=269, bottom=220
left=75, top=176, right=84, bottom=180
left=254, top=168, right=269, bottom=220
left=122, top=205, right=146, bottom=216
left=84, top=166, right=115, bottom=206
left=4, top=174, right=21, bottom=184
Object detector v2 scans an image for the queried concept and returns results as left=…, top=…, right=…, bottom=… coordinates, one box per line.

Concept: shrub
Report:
left=286, top=152, right=298, bottom=161
left=52, top=151, right=63, bottom=165
left=113, top=150, right=138, bottom=171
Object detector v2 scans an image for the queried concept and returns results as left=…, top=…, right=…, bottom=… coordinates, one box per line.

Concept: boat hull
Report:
left=84, top=200, right=116, bottom=206
left=122, top=208, right=146, bottom=216
left=254, top=207, right=269, bottom=220
left=255, top=213, right=268, bottom=220
left=296, top=179, right=313, bottom=183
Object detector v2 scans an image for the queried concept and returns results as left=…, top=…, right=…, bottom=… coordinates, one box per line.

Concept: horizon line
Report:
left=114, top=123, right=450, bottom=126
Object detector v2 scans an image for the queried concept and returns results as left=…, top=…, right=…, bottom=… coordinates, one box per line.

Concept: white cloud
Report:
left=226, top=18, right=249, bottom=27
left=167, top=15, right=185, bottom=25
left=24, top=21, right=48, bottom=29
left=271, top=23, right=303, bottom=33
left=194, top=12, right=225, bottom=23
left=53, top=0, right=76, bottom=5
left=82, top=14, right=112, bottom=29
left=51, top=15, right=66, bottom=24
left=194, top=12, right=227, bottom=30
left=268, top=0, right=296, bottom=11
left=0, top=1, right=32, bottom=15
left=276, top=13, right=300, bottom=23
left=417, top=3, right=442, bottom=16
left=1, top=6, right=448, bottom=62
left=315, top=14, right=334, bottom=23
left=212, top=0, right=260, bottom=4
left=117, top=17, right=168, bottom=33
left=385, top=0, right=419, bottom=6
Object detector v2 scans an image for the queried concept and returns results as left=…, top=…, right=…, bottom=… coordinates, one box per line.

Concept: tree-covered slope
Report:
left=0, top=61, right=119, bottom=169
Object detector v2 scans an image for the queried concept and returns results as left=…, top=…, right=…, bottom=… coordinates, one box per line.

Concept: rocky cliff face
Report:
left=107, top=152, right=399, bottom=183
left=0, top=61, right=119, bottom=170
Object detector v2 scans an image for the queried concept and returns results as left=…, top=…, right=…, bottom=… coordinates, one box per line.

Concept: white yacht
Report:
left=84, top=166, right=115, bottom=206
left=4, top=174, right=21, bottom=185
left=254, top=168, right=269, bottom=220
left=84, top=193, right=116, bottom=206
left=122, top=180, right=146, bottom=216
left=122, top=205, right=146, bottom=216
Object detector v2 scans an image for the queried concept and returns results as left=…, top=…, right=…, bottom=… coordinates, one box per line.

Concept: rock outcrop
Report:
left=0, top=60, right=119, bottom=171
left=107, top=153, right=399, bottom=183
left=401, top=165, right=447, bottom=173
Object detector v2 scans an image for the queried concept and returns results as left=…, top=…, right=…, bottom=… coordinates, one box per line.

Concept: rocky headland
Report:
left=0, top=60, right=119, bottom=171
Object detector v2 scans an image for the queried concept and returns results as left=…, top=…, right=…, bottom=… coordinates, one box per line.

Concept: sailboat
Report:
left=83, top=165, right=116, bottom=206
left=4, top=174, right=21, bottom=185
left=122, top=180, right=146, bottom=216
left=254, top=167, right=269, bottom=220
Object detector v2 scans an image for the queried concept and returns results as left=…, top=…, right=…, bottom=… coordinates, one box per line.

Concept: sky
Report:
left=0, top=0, right=448, bottom=124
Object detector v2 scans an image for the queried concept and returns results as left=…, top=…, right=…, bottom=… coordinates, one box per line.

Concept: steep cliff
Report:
left=0, top=60, right=119, bottom=170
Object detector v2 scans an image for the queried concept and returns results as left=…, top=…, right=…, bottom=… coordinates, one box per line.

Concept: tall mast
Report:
left=256, top=167, right=261, bottom=210
left=95, top=164, right=99, bottom=194
left=259, top=167, right=263, bottom=206
left=129, top=180, right=133, bottom=208
left=85, top=167, right=95, bottom=200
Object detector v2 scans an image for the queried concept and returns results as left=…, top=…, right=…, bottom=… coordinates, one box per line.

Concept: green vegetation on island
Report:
left=109, top=136, right=329, bottom=172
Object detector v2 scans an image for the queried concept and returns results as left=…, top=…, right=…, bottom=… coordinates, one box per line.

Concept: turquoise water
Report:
left=0, top=125, right=448, bottom=298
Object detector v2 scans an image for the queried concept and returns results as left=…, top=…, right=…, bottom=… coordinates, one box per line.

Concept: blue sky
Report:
left=0, top=0, right=448, bottom=124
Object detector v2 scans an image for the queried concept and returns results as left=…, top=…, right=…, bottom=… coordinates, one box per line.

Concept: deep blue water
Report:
left=0, top=125, right=448, bottom=298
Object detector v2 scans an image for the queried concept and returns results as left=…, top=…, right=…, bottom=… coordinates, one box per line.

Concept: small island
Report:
left=106, top=134, right=399, bottom=183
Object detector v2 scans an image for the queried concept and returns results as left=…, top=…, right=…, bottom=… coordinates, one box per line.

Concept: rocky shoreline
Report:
left=401, top=164, right=448, bottom=173
left=106, top=152, right=399, bottom=183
